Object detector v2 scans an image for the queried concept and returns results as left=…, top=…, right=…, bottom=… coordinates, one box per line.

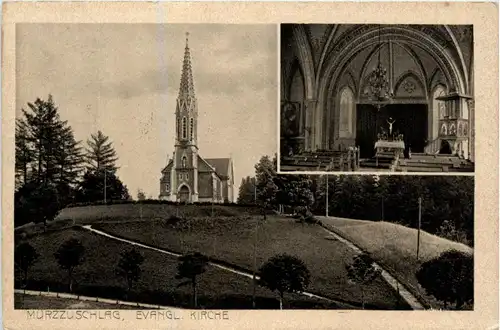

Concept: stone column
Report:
left=170, top=151, right=177, bottom=202
left=304, top=99, right=317, bottom=151
left=468, top=99, right=475, bottom=162
left=192, top=150, right=199, bottom=202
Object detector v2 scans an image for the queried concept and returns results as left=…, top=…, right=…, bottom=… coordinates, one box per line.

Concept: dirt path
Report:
left=15, top=289, right=182, bottom=310
left=317, top=218, right=425, bottom=310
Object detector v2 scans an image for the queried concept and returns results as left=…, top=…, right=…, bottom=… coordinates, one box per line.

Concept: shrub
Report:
left=416, top=249, right=473, bottom=310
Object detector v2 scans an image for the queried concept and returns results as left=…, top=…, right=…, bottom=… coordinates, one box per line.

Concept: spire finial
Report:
left=185, top=32, right=189, bottom=47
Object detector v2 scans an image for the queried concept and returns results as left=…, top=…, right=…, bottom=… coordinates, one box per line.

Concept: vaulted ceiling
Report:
left=281, top=24, right=474, bottom=101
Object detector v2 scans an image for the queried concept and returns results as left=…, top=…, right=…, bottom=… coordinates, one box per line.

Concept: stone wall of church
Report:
left=221, top=180, right=229, bottom=202
left=198, top=172, right=213, bottom=198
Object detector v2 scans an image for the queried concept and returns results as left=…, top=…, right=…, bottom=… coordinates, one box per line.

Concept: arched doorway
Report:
left=178, top=185, right=190, bottom=203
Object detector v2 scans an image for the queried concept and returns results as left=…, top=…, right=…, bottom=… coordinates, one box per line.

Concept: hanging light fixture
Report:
left=365, top=25, right=393, bottom=110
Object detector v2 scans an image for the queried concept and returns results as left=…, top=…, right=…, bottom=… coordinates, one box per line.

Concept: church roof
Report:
left=205, top=158, right=232, bottom=178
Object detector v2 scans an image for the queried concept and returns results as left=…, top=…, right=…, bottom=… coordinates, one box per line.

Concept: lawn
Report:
left=94, top=216, right=409, bottom=310
left=15, top=204, right=266, bottom=237
left=319, top=216, right=474, bottom=309
left=16, top=228, right=346, bottom=310
left=54, top=204, right=264, bottom=224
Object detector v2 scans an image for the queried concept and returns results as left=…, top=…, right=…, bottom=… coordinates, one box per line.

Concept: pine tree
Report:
left=237, top=176, right=257, bottom=204
left=84, top=130, right=119, bottom=174
left=21, top=95, right=66, bottom=183
left=17, top=95, right=83, bottom=187
left=54, top=125, right=84, bottom=186
left=15, top=119, right=34, bottom=189
left=15, top=95, right=84, bottom=224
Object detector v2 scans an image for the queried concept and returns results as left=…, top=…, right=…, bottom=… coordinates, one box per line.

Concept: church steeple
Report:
left=178, top=32, right=196, bottom=99
left=175, top=32, right=198, bottom=147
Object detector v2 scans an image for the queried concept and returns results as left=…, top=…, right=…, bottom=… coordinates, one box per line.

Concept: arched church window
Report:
left=177, top=117, right=181, bottom=137
left=338, top=87, right=354, bottom=138
left=182, top=117, right=187, bottom=139
left=190, top=118, right=194, bottom=140
left=186, top=173, right=189, bottom=180
left=182, top=156, right=187, bottom=168
left=165, top=183, right=170, bottom=192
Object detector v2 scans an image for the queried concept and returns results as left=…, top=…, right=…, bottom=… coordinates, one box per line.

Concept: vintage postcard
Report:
left=2, top=2, right=498, bottom=330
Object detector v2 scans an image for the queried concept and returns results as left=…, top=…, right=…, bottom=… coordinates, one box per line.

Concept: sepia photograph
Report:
left=13, top=23, right=278, bottom=310
left=2, top=2, right=498, bottom=330
left=279, top=24, right=475, bottom=173
left=13, top=22, right=474, bottom=312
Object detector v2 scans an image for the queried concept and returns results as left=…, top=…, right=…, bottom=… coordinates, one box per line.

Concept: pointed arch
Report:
left=189, top=117, right=194, bottom=140
left=177, top=184, right=191, bottom=203
left=428, top=67, right=448, bottom=93
left=338, top=86, right=355, bottom=138
left=393, top=70, right=426, bottom=98
left=181, top=155, right=187, bottom=168
left=292, top=25, right=315, bottom=99
left=444, top=25, right=469, bottom=93
left=182, top=116, right=187, bottom=139
left=287, top=58, right=306, bottom=102
left=176, top=116, right=181, bottom=138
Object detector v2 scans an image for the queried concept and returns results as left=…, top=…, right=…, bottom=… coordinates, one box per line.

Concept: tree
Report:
left=15, top=119, right=34, bottom=189
left=20, top=95, right=74, bottom=184
left=76, top=170, right=130, bottom=203
left=15, top=95, right=83, bottom=225
left=278, top=175, right=314, bottom=213
left=237, top=176, right=257, bottom=204
left=14, top=242, right=39, bottom=291
left=346, top=253, right=381, bottom=309
left=115, top=248, right=145, bottom=299
left=54, top=238, right=85, bottom=293
left=84, top=130, right=118, bottom=173
left=14, top=180, right=61, bottom=228
left=175, top=252, right=209, bottom=308
left=137, top=189, right=146, bottom=201
left=54, top=125, right=84, bottom=187
left=258, top=254, right=310, bottom=309
left=255, top=156, right=277, bottom=205
left=416, top=249, right=473, bottom=309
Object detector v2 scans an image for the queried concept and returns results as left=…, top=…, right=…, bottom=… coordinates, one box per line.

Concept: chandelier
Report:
left=365, top=25, right=393, bottom=110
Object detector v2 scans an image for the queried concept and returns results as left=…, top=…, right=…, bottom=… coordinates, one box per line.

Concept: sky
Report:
left=16, top=24, right=278, bottom=199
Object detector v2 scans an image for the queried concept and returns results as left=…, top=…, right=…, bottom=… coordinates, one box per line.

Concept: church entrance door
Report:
left=356, top=103, right=428, bottom=158
left=178, top=185, right=190, bottom=203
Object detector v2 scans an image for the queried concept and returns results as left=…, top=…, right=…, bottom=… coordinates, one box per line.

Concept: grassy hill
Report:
left=319, top=216, right=473, bottom=309
left=16, top=227, right=349, bottom=309
left=93, top=215, right=409, bottom=310
left=54, top=203, right=266, bottom=223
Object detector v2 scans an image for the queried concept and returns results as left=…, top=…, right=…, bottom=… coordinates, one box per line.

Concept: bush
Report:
left=416, top=249, right=473, bottom=310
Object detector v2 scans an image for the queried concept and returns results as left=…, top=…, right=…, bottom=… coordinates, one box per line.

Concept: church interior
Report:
left=280, top=24, right=475, bottom=173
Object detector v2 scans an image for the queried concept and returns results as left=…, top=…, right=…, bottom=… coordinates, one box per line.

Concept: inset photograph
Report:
left=279, top=24, right=474, bottom=173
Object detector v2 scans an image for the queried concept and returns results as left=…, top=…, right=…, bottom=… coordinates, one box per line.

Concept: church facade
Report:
left=159, top=34, right=235, bottom=203
left=280, top=24, right=475, bottom=172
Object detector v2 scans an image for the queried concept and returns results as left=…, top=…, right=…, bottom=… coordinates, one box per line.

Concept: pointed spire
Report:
left=178, top=32, right=195, bottom=99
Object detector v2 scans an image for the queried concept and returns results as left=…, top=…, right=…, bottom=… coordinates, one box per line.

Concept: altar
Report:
left=374, top=140, right=405, bottom=157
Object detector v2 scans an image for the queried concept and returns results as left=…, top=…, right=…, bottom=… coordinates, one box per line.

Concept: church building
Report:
left=159, top=33, right=235, bottom=203
left=280, top=24, right=475, bottom=173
